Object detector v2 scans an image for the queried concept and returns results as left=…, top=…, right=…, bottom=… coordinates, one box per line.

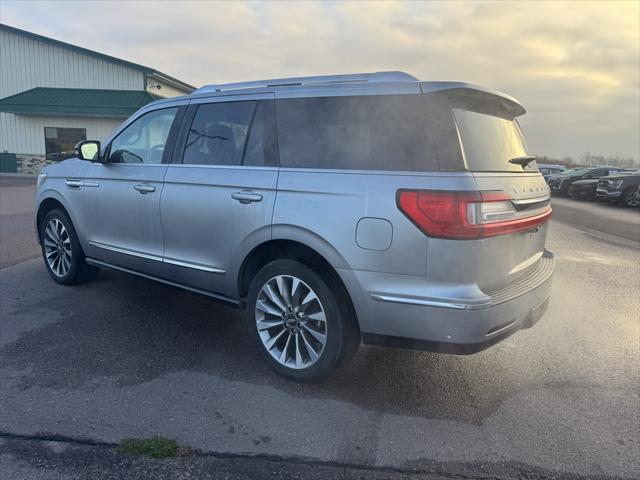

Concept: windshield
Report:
left=452, top=108, right=536, bottom=172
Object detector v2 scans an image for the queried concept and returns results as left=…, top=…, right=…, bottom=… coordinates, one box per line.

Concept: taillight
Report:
left=397, top=190, right=551, bottom=239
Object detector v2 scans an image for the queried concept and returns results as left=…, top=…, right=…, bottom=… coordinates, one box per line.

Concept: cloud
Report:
left=2, top=0, right=638, bottom=160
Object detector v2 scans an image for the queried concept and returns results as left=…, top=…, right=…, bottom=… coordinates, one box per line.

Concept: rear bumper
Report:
left=340, top=250, right=554, bottom=354
left=362, top=296, right=549, bottom=354
left=595, top=188, right=622, bottom=200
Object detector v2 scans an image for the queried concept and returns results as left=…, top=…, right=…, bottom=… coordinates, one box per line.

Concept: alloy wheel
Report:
left=255, top=275, right=327, bottom=369
left=43, top=218, right=72, bottom=277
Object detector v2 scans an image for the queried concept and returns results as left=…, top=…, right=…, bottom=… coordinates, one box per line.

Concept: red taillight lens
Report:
left=397, top=190, right=551, bottom=239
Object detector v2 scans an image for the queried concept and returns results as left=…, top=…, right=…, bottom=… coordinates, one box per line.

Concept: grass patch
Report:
left=118, top=437, right=191, bottom=459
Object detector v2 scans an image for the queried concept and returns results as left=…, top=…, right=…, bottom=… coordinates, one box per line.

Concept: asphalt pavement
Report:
left=1, top=177, right=639, bottom=479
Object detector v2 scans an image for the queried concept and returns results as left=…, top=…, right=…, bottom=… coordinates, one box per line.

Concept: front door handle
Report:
left=134, top=184, right=156, bottom=194
left=66, top=179, right=100, bottom=188
left=231, top=190, right=263, bottom=204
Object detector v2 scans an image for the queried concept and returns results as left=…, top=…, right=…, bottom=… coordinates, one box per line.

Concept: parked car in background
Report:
left=549, top=166, right=626, bottom=195
left=544, top=167, right=580, bottom=185
left=538, top=164, right=566, bottom=181
left=34, top=71, right=554, bottom=381
left=567, top=178, right=600, bottom=200
left=596, top=170, right=640, bottom=207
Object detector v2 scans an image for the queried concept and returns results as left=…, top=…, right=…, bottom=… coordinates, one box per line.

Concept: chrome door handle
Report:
left=134, top=184, right=156, bottom=194
left=231, top=191, right=263, bottom=204
left=66, top=179, right=100, bottom=188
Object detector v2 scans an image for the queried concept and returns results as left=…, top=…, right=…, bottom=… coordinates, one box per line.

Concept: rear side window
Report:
left=276, top=94, right=463, bottom=171
left=182, top=100, right=277, bottom=167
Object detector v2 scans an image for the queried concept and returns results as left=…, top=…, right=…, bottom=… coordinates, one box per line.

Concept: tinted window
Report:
left=182, top=100, right=276, bottom=166
left=453, top=109, right=535, bottom=173
left=585, top=169, right=604, bottom=178
left=567, top=168, right=591, bottom=176
left=109, top=108, right=177, bottom=164
left=276, top=94, right=462, bottom=171
left=243, top=100, right=278, bottom=166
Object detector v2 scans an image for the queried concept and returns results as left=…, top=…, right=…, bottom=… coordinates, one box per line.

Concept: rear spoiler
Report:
left=420, top=81, right=526, bottom=118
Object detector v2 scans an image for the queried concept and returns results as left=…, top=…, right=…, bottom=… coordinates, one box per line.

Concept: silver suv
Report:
left=35, top=71, right=554, bottom=381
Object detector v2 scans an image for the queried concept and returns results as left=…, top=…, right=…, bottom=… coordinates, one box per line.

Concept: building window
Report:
left=44, top=127, right=86, bottom=161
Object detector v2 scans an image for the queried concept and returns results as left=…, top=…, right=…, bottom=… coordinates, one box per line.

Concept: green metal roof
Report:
left=0, top=88, right=163, bottom=117
left=0, top=23, right=196, bottom=92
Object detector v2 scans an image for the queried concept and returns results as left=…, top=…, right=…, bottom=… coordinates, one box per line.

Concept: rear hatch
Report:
left=446, top=88, right=551, bottom=293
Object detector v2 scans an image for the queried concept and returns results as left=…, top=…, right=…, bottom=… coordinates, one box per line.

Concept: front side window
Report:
left=182, top=100, right=277, bottom=167
left=109, top=107, right=178, bottom=164
left=44, top=127, right=86, bottom=162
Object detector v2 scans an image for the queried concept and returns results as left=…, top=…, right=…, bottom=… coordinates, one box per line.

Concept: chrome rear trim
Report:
left=372, top=250, right=554, bottom=311
left=511, top=195, right=550, bottom=205
left=485, top=318, right=519, bottom=337
left=371, top=294, right=491, bottom=311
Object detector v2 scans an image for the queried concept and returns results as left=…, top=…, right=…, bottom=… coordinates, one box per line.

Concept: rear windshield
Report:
left=452, top=108, right=536, bottom=173
left=276, top=94, right=464, bottom=171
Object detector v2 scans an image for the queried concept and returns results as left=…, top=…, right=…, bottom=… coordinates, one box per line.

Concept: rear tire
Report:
left=40, top=209, right=98, bottom=285
left=246, top=259, right=359, bottom=382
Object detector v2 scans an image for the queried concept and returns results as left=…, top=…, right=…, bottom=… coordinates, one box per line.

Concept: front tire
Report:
left=622, top=189, right=638, bottom=207
left=40, top=209, right=98, bottom=285
left=246, top=259, right=358, bottom=382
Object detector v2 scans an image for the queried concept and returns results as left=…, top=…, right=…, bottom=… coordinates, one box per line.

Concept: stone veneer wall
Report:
left=16, top=154, right=57, bottom=175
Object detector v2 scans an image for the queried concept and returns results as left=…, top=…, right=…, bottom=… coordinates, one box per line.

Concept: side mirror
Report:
left=75, top=140, right=101, bottom=162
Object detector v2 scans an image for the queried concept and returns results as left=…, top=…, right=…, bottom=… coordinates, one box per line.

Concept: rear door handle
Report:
left=134, top=184, right=156, bottom=194
left=231, top=191, right=263, bottom=204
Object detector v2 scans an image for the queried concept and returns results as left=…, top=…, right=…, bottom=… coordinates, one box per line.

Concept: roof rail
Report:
left=192, top=71, right=418, bottom=94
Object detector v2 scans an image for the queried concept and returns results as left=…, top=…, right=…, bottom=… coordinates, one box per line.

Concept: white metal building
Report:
left=0, top=23, right=195, bottom=174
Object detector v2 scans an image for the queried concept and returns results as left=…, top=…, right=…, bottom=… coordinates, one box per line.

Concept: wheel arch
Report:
left=35, top=191, right=86, bottom=246
left=36, top=195, right=68, bottom=244
left=237, top=238, right=360, bottom=332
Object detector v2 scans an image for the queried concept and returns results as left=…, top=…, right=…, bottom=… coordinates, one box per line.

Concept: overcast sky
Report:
left=2, top=0, right=639, bottom=161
